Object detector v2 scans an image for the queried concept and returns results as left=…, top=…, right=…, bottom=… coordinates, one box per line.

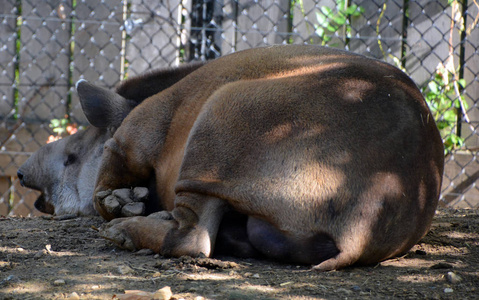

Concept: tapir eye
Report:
left=64, top=154, right=77, bottom=166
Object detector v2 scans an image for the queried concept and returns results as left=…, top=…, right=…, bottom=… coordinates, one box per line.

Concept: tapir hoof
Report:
left=95, top=187, right=148, bottom=219
left=99, top=218, right=138, bottom=251
left=98, top=212, right=177, bottom=253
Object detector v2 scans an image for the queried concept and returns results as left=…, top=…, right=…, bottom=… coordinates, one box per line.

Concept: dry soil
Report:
left=0, top=208, right=478, bottom=299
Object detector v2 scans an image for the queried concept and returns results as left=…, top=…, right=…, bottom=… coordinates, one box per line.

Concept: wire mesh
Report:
left=1, top=0, right=478, bottom=215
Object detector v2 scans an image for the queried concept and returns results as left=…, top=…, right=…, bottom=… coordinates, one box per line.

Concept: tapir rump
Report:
left=20, top=45, right=444, bottom=271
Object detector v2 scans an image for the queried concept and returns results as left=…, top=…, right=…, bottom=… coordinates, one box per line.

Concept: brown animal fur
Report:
left=93, top=45, right=444, bottom=271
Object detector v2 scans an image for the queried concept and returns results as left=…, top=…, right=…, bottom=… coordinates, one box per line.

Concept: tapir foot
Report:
left=99, top=212, right=176, bottom=252
left=95, top=187, right=148, bottom=219
left=99, top=194, right=226, bottom=258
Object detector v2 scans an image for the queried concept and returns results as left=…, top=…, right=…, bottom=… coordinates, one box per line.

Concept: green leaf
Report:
left=436, top=121, right=449, bottom=130
left=453, top=99, right=461, bottom=108
left=327, top=24, right=338, bottom=32
left=443, top=110, right=457, bottom=121
left=320, top=6, right=333, bottom=17
left=315, top=12, right=328, bottom=27
left=457, top=79, right=466, bottom=88
left=428, top=81, right=439, bottom=94
left=337, top=0, right=346, bottom=8
left=315, top=27, right=325, bottom=37
left=50, top=119, right=60, bottom=128
left=333, top=15, right=347, bottom=25
left=346, top=5, right=359, bottom=15
left=53, top=128, right=65, bottom=134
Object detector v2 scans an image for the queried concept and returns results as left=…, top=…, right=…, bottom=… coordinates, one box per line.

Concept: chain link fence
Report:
left=1, top=0, right=478, bottom=216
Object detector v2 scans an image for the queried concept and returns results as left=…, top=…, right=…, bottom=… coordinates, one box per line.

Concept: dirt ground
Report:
left=0, top=208, right=478, bottom=300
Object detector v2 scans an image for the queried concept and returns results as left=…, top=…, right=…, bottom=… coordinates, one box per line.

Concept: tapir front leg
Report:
left=99, top=193, right=228, bottom=257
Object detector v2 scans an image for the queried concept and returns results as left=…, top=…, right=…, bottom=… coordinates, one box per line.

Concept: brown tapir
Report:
left=80, top=45, right=444, bottom=271
left=17, top=62, right=206, bottom=215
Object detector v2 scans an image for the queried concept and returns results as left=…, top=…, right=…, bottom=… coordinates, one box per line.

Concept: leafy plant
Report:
left=315, top=0, right=363, bottom=45
left=47, top=117, right=78, bottom=143
left=376, top=1, right=475, bottom=154
left=423, top=63, right=467, bottom=153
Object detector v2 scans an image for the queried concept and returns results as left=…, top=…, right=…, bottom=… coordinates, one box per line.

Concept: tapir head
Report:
left=17, top=81, right=137, bottom=215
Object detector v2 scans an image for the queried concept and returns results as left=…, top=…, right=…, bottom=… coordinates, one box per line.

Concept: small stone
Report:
left=153, top=286, right=172, bottom=300
left=446, top=272, right=462, bottom=284
left=121, top=202, right=146, bottom=217
left=335, top=288, right=353, bottom=295
left=430, top=262, right=453, bottom=269
left=113, top=188, right=133, bottom=205
left=1, top=275, right=18, bottom=286
left=415, top=249, right=427, bottom=255
left=91, top=285, right=100, bottom=289
left=351, top=285, right=361, bottom=292
left=53, top=279, right=66, bottom=286
left=444, top=288, right=454, bottom=293
left=359, top=291, right=370, bottom=296
left=6, top=275, right=16, bottom=281
left=118, top=265, right=135, bottom=275
left=252, top=273, right=260, bottom=278
left=68, top=292, right=80, bottom=300
left=243, top=272, right=252, bottom=277
left=34, top=249, right=48, bottom=259
left=104, top=195, right=121, bottom=215
left=133, top=187, right=149, bottom=201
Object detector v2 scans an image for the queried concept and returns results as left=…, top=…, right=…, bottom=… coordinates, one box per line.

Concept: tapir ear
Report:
left=76, top=79, right=135, bottom=129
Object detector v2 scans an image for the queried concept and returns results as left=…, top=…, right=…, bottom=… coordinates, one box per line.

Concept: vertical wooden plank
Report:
left=349, top=1, right=403, bottom=61
left=71, top=0, right=124, bottom=125
left=0, top=0, right=18, bottom=182
left=233, top=0, right=290, bottom=52
left=126, top=0, right=181, bottom=77
left=292, top=0, right=338, bottom=46
left=18, top=0, right=72, bottom=123
left=442, top=1, right=479, bottom=208
left=462, top=2, right=479, bottom=148
left=219, top=0, right=237, bottom=55
left=442, top=153, right=479, bottom=208
left=0, top=0, right=16, bottom=120
left=184, top=0, right=221, bottom=61
left=405, top=1, right=455, bottom=85
left=10, top=177, right=42, bottom=216
left=0, top=123, right=50, bottom=177
left=210, top=0, right=225, bottom=58
left=0, top=176, right=11, bottom=216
